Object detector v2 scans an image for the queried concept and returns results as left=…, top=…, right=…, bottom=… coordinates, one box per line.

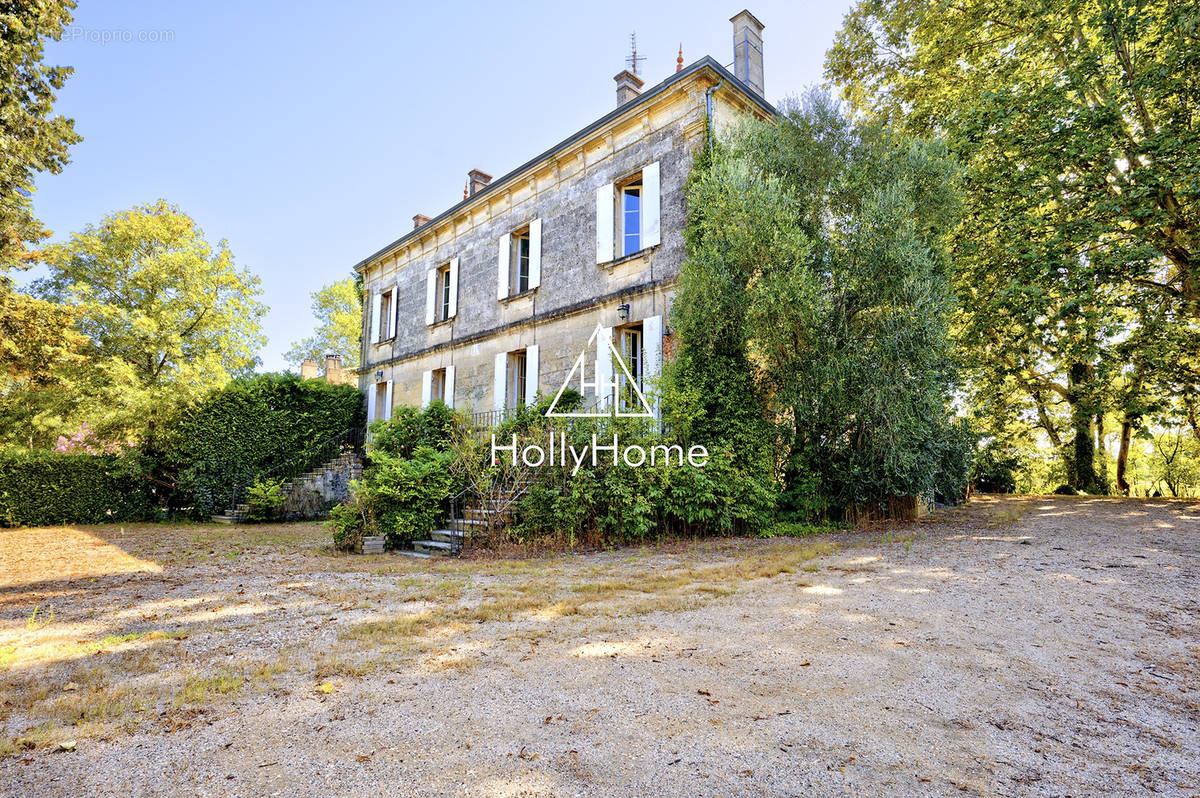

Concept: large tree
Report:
left=0, top=0, right=79, bottom=267
left=285, top=275, right=363, bottom=370
left=669, top=92, right=968, bottom=520
left=827, top=0, right=1200, bottom=492
left=0, top=0, right=83, bottom=445
left=33, top=201, right=267, bottom=447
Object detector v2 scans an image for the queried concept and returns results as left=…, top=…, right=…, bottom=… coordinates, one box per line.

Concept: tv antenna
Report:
left=626, top=32, right=646, bottom=75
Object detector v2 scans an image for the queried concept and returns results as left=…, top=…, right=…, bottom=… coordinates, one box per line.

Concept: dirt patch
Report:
left=1, top=496, right=1198, bottom=796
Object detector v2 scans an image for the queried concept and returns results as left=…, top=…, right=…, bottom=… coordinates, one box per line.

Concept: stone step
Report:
left=431, top=529, right=464, bottom=543
left=413, top=539, right=453, bottom=555
left=212, top=515, right=237, bottom=524
left=397, top=550, right=431, bottom=559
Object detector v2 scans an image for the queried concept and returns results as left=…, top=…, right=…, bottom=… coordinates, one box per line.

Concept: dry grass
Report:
left=0, top=520, right=841, bottom=759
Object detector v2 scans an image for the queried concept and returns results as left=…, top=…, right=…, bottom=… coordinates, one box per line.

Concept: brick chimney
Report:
left=614, top=69, right=644, bottom=106
left=413, top=214, right=430, bottom=230
left=731, top=9, right=765, bottom=98
left=467, top=169, right=492, bottom=196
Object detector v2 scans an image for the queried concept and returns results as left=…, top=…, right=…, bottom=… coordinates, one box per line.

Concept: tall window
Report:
left=510, top=228, right=531, bottom=295
left=374, top=382, right=389, bottom=421
left=618, top=177, right=642, bottom=257
left=619, top=325, right=643, bottom=412
left=431, top=368, right=446, bottom=403
left=379, top=289, right=393, bottom=340
left=438, top=264, right=452, bottom=321
left=507, top=350, right=527, bottom=411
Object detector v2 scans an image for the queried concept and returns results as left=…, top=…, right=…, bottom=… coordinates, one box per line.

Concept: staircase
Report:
left=409, top=480, right=530, bottom=557
left=212, top=430, right=365, bottom=523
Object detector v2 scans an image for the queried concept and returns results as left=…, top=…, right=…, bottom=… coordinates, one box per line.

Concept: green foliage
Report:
left=243, top=478, right=284, bottom=523
left=512, top=416, right=776, bottom=547
left=327, top=499, right=365, bottom=551
left=0, top=0, right=80, bottom=268
left=335, top=402, right=466, bottom=549
left=285, top=276, right=363, bottom=370
left=369, top=400, right=455, bottom=458
left=31, top=201, right=267, bottom=447
left=827, top=0, right=1200, bottom=493
left=170, top=373, right=364, bottom=515
left=355, top=447, right=455, bottom=548
left=0, top=451, right=153, bottom=527
left=972, top=441, right=1021, bottom=494
left=758, top=520, right=849, bottom=539
left=673, top=92, right=970, bottom=521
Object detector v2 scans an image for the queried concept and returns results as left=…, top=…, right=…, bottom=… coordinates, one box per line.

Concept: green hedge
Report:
left=171, top=373, right=364, bottom=515
left=0, top=452, right=154, bottom=527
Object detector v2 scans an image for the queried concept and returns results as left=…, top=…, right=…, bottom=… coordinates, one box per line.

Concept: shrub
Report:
left=369, top=400, right=454, bottom=458
left=0, top=451, right=154, bottom=527
left=972, top=440, right=1020, bottom=494
left=170, top=373, right=364, bottom=516
left=327, top=499, right=365, bottom=551
left=243, top=478, right=285, bottom=523
left=355, top=446, right=456, bottom=549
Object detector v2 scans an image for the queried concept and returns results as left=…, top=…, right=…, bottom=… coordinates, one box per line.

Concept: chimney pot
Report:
left=614, top=69, right=645, bottom=106
left=413, top=214, right=431, bottom=230
left=730, top=9, right=765, bottom=97
left=468, top=169, right=492, bottom=196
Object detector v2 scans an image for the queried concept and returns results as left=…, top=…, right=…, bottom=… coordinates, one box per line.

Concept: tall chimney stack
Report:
left=467, top=169, right=492, bottom=196
left=614, top=69, right=644, bottom=106
left=730, top=10, right=765, bottom=98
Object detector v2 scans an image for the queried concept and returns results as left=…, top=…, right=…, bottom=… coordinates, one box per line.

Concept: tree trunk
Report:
left=1067, top=362, right=1098, bottom=491
left=1116, top=418, right=1133, bottom=495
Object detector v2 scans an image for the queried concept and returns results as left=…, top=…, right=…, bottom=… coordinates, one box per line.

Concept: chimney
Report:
left=730, top=9, right=765, bottom=97
left=467, top=169, right=492, bottom=196
left=614, top=69, right=644, bottom=106
left=300, top=358, right=318, bottom=380
left=413, top=214, right=430, bottom=230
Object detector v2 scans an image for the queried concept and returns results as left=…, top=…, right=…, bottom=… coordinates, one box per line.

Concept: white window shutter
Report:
left=595, top=326, right=614, bottom=409
left=642, top=161, right=661, bottom=248
left=370, top=291, right=382, bottom=344
left=448, top=257, right=459, bottom=318
left=383, top=380, right=394, bottom=421
left=444, top=365, right=456, bottom=409
left=496, top=234, right=509, bottom=300
left=424, top=269, right=436, bottom=325
left=493, top=352, right=507, bottom=413
left=643, top=314, right=663, bottom=419
left=525, top=344, right=539, bottom=407
left=391, top=283, right=400, bottom=337
left=367, top=383, right=377, bottom=421
left=528, top=218, right=542, bottom=289
left=595, top=183, right=614, bottom=264
left=420, top=370, right=432, bottom=409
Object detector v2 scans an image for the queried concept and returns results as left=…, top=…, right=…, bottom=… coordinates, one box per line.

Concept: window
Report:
left=438, top=264, right=452, bottom=322
left=618, top=176, right=642, bottom=257
left=510, top=228, right=531, bottom=295
left=431, top=368, right=446, bottom=403
left=507, top=350, right=527, bottom=412
left=373, top=382, right=389, bottom=421
left=618, top=324, right=643, bottom=412
left=378, top=290, right=393, bottom=340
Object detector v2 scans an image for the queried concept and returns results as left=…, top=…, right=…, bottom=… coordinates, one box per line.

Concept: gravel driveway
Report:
left=1, top=495, right=1198, bottom=797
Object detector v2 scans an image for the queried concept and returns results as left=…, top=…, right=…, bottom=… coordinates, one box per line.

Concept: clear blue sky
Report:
left=31, top=0, right=855, bottom=372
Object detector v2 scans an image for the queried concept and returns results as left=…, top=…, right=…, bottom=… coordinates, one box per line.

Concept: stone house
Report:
left=355, top=10, right=772, bottom=423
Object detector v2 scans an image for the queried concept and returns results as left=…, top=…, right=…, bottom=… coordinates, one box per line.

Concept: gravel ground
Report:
left=1, top=495, right=1198, bottom=797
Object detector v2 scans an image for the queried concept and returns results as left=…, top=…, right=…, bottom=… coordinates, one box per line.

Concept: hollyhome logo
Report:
left=492, top=324, right=709, bottom=475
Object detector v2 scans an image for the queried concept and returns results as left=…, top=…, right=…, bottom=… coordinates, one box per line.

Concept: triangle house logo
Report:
left=545, top=324, right=654, bottom=418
